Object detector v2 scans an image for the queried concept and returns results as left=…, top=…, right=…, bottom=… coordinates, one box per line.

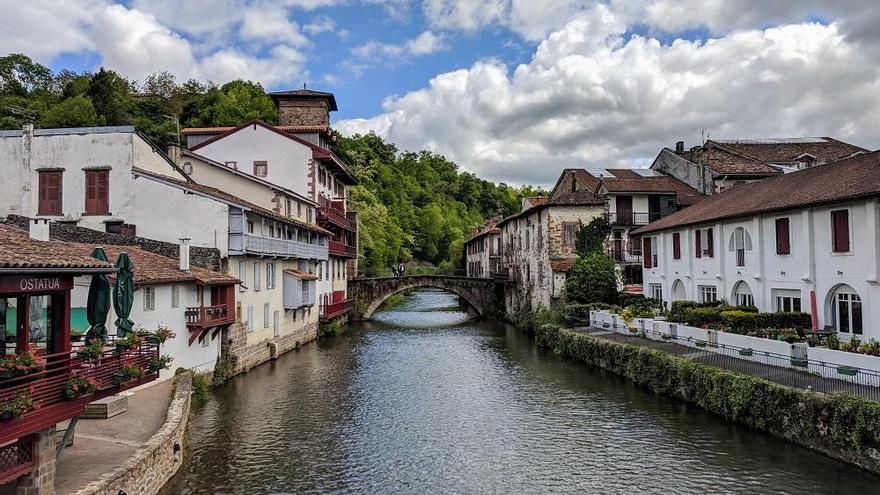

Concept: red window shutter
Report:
left=707, top=228, right=714, bottom=257
left=776, top=218, right=790, bottom=255
left=672, top=232, right=681, bottom=260
left=695, top=229, right=702, bottom=258
left=85, top=170, right=109, bottom=214
left=832, top=210, right=850, bottom=252
left=643, top=237, right=652, bottom=268
left=38, top=171, right=62, bottom=215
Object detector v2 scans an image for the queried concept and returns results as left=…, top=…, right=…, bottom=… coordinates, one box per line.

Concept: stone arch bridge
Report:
left=348, top=275, right=505, bottom=320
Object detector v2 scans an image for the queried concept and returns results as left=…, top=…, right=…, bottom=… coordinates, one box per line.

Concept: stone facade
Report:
left=15, top=427, right=55, bottom=495
left=75, top=373, right=192, bottom=495
left=224, top=320, right=319, bottom=375
left=277, top=100, right=330, bottom=127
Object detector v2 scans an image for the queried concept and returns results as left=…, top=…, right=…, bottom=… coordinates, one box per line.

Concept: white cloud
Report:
left=338, top=9, right=880, bottom=186
left=0, top=0, right=101, bottom=62
left=240, top=5, right=309, bottom=46
left=303, top=15, right=336, bottom=35
left=352, top=30, right=448, bottom=60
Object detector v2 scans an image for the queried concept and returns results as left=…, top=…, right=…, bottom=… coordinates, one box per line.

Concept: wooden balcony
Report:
left=0, top=338, right=159, bottom=446
left=317, top=204, right=357, bottom=232
left=329, top=240, right=357, bottom=259
left=606, top=211, right=662, bottom=226
left=185, top=304, right=234, bottom=329
left=320, top=299, right=354, bottom=322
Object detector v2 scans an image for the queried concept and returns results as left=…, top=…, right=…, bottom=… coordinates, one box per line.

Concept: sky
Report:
left=2, top=0, right=880, bottom=186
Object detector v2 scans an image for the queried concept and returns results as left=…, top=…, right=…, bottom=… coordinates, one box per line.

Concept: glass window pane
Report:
left=792, top=298, right=801, bottom=312
left=838, top=299, right=850, bottom=332
left=1, top=298, right=17, bottom=357
left=853, top=301, right=863, bottom=335
left=29, top=295, right=53, bottom=352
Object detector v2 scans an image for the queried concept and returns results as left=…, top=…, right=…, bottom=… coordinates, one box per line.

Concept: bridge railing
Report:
left=356, top=267, right=467, bottom=278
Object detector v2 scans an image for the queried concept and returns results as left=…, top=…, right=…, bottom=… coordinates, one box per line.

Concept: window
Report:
left=773, top=289, right=802, bottom=313
left=38, top=171, right=63, bottom=215
left=253, top=262, right=261, bottom=291
left=643, top=237, right=653, bottom=268
left=649, top=283, right=663, bottom=302
left=238, top=261, right=247, bottom=292
left=171, top=285, right=180, bottom=308
left=84, top=170, right=109, bottom=215
left=729, top=227, right=752, bottom=267
left=307, top=208, right=313, bottom=223
left=672, top=232, right=681, bottom=260
left=775, top=218, right=791, bottom=255
left=182, top=161, right=193, bottom=174
left=699, top=285, right=717, bottom=303
left=143, top=287, right=155, bottom=311
left=833, top=287, right=862, bottom=334
left=695, top=227, right=714, bottom=258
left=247, top=305, right=254, bottom=332
left=263, top=303, right=270, bottom=328
left=247, top=220, right=254, bottom=234
left=562, top=222, right=579, bottom=248
left=733, top=282, right=754, bottom=307
left=266, top=263, right=276, bottom=289
left=253, top=161, right=268, bottom=177
left=831, top=209, right=850, bottom=252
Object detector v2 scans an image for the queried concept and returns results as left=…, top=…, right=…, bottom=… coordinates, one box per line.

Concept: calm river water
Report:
left=167, top=289, right=877, bottom=494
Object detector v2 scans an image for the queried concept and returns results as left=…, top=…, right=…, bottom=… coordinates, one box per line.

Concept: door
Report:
left=616, top=196, right=633, bottom=225
left=648, top=195, right=662, bottom=222
left=612, top=231, right=623, bottom=262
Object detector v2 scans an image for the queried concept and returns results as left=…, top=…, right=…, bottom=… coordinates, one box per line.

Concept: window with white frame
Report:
left=773, top=289, right=802, bottom=313
left=253, top=262, right=261, bottom=291
left=649, top=283, right=663, bottom=302
left=238, top=261, right=247, bottom=292
left=266, top=263, right=276, bottom=289
left=171, top=285, right=180, bottom=308
left=699, top=285, right=717, bottom=303
left=247, top=305, right=254, bottom=332
left=143, top=287, right=155, bottom=311
left=733, top=282, right=754, bottom=307
left=832, top=286, right=862, bottom=334
left=729, top=227, right=752, bottom=267
left=263, top=303, right=270, bottom=328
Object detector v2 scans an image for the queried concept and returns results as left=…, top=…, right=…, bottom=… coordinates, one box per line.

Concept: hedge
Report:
left=530, top=323, right=880, bottom=474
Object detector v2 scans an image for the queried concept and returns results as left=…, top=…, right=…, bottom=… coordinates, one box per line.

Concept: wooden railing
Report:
left=185, top=304, right=232, bottom=327
left=317, top=205, right=357, bottom=231
left=329, top=240, right=357, bottom=258
left=0, top=436, right=34, bottom=485
left=606, top=211, right=662, bottom=226
left=320, top=299, right=354, bottom=322
left=0, top=338, right=159, bottom=445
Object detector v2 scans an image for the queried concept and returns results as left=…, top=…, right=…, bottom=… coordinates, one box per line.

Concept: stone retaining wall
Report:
left=75, top=373, right=192, bottom=495
left=226, top=322, right=319, bottom=376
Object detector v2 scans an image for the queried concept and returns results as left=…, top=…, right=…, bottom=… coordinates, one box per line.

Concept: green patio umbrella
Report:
left=113, top=252, right=135, bottom=338
left=85, top=247, right=111, bottom=341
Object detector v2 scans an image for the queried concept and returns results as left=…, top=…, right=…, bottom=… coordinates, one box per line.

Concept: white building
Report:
left=636, top=150, right=880, bottom=340
left=464, top=221, right=501, bottom=278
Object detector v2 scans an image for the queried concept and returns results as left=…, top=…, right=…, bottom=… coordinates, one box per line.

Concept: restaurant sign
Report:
left=0, top=275, right=73, bottom=294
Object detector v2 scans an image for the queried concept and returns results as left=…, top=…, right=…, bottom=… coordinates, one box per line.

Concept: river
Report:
left=167, top=289, right=877, bottom=494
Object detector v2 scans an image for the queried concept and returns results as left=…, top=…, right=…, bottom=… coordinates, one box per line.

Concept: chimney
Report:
left=689, top=145, right=702, bottom=163
left=167, top=144, right=181, bottom=164
left=179, top=238, right=191, bottom=271
left=675, top=141, right=684, bottom=154
left=29, top=218, right=50, bottom=241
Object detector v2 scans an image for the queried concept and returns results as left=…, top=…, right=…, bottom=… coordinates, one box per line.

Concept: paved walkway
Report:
left=572, top=326, right=880, bottom=401
left=54, top=379, right=175, bottom=494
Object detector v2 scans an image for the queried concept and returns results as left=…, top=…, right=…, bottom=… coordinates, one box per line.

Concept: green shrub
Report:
left=564, top=253, right=618, bottom=304
left=191, top=372, right=211, bottom=402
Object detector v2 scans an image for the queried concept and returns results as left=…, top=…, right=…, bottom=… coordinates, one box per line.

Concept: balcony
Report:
left=608, top=246, right=643, bottom=264
left=606, top=211, right=662, bottom=226
left=320, top=299, right=354, bottom=322
left=185, top=304, right=234, bottom=329
left=231, top=233, right=329, bottom=260
left=0, top=338, right=159, bottom=446
left=317, top=204, right=357, bottom=232
left=329, top=239, right=357, bottom=258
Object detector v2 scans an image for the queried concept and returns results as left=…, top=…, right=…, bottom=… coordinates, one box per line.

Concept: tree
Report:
left=0, top=54, right=53, bottom=96
left=186, top=80, right=278, bottom=126
left=575, top=216, right=610, bottom=257
left=40, top=96, right=101, bottom=128
left=87, top=68, right=133, bottom=125
left=564, top=253, right=618, bottom=304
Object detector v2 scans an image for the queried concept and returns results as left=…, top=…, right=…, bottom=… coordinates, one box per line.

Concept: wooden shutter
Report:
left=832, top=210, right=850, bottom=252
left=695, top=229, right=702, bottom=258
left=38, top=171, right=62, bottom=215
left=672, top=232, right=681, bottom=260
left=775, top=218, right=790, bottom=254
left=85, top=170, right=109, bottom=214
left=707, top=228, right=714, bottom=257
left=643, top=237, right=652, bottom=268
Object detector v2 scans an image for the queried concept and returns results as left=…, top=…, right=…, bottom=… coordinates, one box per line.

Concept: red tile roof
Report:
left=635, top=150, right=880, bottom=234
left=598, top=175, right=705, bottom=206
left=181, top=124, right=329, bottom=135
left=550, top=258, right=576, bottom=272
left=88, top=244, right=238, bottom=287
left=546, top=189, right=605, bottom=206
left=133, top=168, right=332, bottom=236
left=0, top=224, right=116, bottom=272
left=709, top=137, right=867, bottom=164
left=701, top=145, right=782, bottom=176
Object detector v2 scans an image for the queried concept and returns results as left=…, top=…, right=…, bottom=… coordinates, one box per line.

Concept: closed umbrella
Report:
left=113, top=252, right=135, bottom=338
left=85, top=247, right=112, bottom=341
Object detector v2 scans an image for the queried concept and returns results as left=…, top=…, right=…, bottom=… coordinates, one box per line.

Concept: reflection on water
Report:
left=168, top=289, right=877, bottom=494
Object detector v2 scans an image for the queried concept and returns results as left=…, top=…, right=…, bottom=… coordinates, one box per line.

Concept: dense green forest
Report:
left=0, top=54, right=543, bottom=271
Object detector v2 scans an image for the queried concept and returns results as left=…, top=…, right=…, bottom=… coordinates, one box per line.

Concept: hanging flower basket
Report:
left=64, top=375, right=99, bottom=399
left=0, top=391, right=34, bottom=420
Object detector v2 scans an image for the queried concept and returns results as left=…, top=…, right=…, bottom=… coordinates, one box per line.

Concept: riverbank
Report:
left=526, top=320, right=880, bottom=474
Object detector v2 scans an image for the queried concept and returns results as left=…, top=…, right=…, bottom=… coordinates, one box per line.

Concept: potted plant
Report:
left=113, top=364, right=143, bottom=386
left=77, top=339, right=105, bottom=361
left=148, top=355, right=174, bottom=373
left=70, top=329, right=85, bottom=343
left=115, top=333, right=142, bottom=353
left=0, top=352, right=42, bottom=378
left=64, top=375, right=99, bottom=399
left=0, top=391, right=35, bottom=420
left=152, top=325, right=176, bottom=345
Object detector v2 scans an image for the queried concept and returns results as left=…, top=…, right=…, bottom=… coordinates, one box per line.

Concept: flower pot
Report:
left=738, top=348, right=754, bottom=357
left=837, top=366, right=859, bottom=377
left=695, top=341, right=707, bottom=348
left=0, top=410, right=13, bottom=421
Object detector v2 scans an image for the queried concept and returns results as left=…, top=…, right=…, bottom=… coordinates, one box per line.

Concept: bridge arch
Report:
left=348, top=275, right=504, bottom=321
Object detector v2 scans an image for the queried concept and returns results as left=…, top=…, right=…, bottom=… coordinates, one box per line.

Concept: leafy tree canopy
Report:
left=564, top=253, right=618, bottom=304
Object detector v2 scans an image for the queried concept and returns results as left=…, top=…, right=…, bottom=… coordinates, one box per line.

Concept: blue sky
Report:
left=3, top=1, right=878, bottom=185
